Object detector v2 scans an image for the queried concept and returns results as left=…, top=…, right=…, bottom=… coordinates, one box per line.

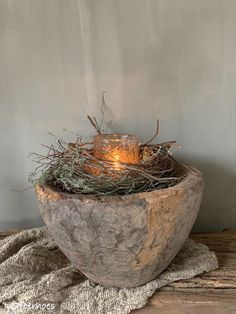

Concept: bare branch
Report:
left=143, top=119, right=160, bottom=146
left=87, top=115, right=102, bottom=134
left=100, top=91, right=106, bottom=130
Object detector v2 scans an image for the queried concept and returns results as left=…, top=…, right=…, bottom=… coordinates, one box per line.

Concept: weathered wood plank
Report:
left=135, top=230, right=236, bottom=313
left=135, top=289, right=236, bottom=314
left=0, top=229, right=21, bottom=240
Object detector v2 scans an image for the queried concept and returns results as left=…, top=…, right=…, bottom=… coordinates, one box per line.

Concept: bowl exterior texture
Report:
left=35, top=166, right=203, bottom=287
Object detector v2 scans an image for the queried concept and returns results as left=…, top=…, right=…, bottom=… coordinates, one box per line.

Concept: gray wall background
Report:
left=0, top=0, right=235, bottom=232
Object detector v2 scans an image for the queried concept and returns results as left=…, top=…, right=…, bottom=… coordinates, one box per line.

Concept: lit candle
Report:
left=93, top=133, right=139, bottom=170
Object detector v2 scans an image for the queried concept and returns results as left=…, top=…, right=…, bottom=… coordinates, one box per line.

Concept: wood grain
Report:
left=34, top=167, right=204, bottom=288
left=0, top=229, right=21, bottom=240
left=135, top=230, right=236, bottom=313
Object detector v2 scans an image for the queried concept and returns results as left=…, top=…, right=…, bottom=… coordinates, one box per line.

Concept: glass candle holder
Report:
left=93, top=133, right=140, bottom=166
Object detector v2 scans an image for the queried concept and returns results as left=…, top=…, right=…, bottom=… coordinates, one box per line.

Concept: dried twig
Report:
left=100, top=91, right=106, bottom=130
left=143, top=119, right=160, bottom=146
left=87, top=115, right=102, bottom=134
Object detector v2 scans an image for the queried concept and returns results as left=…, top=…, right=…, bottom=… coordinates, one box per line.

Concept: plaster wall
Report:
left=0, top=0, right=235, bottom=231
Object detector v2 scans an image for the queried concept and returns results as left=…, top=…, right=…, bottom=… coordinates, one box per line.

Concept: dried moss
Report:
left=29, top=139, right=185, bottom=196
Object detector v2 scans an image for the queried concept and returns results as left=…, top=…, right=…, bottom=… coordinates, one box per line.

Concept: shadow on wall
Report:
left=181, top=156, right=236, bottom=233
left=0, top=216, right=44, bottom=232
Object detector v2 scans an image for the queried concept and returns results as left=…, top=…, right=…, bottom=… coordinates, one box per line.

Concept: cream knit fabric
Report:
left=0, top=227, right=218, bottom=313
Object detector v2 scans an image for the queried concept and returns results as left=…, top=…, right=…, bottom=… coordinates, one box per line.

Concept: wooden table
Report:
left=135, top=230, right=236, bottom=314
left=0, top=229, right=235, bottom=313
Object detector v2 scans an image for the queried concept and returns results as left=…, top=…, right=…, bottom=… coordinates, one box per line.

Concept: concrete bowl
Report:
left=35, top=165, right=203, bottom=287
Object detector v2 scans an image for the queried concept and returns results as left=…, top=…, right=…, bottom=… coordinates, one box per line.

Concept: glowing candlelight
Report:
left=113, top=155, right=122, bottom=170
left=93, top=133, right=139, bottom=170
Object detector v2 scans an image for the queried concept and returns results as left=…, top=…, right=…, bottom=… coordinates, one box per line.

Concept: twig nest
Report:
left=30, top=140, right=185, bottom=195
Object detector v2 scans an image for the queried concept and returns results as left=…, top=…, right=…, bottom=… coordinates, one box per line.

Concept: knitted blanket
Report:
left=0, top=227, right=218, bottom=313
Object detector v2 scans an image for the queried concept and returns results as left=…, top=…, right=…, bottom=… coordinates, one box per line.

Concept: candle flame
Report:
left=113, top=155, right=122, bottom=170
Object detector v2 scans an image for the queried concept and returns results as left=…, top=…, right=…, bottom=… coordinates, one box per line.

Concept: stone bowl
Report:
left=35, top=165, right=203, bottom=288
